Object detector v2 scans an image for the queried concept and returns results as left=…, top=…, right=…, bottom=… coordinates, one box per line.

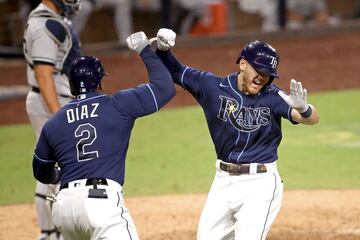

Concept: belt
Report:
left=60, top=178, right=108, bottom=190
left=31, top=86, right=74, bottom=99
left=219, top=161, right=267, bottom=175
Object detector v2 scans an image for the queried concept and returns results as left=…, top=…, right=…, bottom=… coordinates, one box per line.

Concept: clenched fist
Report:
left=156, top=28, right=176, bottom=51
left=126, top=31, right=149, bottom=54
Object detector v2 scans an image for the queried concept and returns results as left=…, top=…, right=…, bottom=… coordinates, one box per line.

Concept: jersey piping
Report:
left=226, top=75, right=251, bottom=163
left=180, top=67, right=189, bottom=90
left=146, top=84, right=159, bottom=111
left=34, top=153, right=54, bottom=163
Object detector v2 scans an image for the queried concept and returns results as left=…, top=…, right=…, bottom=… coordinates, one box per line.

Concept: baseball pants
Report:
left=197, top=160, right=284, bottom=240
left=52, top=179, right=139, bottom=240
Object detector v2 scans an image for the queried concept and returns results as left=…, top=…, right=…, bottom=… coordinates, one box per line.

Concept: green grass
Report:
left=124, top=107, right=215, bottom=197
left=0, top=125, right=37, bottom=204
left=0, top=89, right=359, bottom=205
left=278, top=89, right=360, bottom=189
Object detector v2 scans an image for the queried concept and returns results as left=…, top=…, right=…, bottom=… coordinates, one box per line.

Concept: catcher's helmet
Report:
left=52, top=0, right=80, bottom=17
left=69, top=56, right=106, bottom=96
left=236, top=40, right=279, bottom=80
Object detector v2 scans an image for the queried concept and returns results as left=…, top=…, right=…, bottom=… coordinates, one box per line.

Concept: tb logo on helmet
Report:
left=270, top=56, right=278, bottom=69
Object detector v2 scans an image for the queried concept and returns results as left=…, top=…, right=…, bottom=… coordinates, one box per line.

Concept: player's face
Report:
left=238, top=60, right=270, bottom=95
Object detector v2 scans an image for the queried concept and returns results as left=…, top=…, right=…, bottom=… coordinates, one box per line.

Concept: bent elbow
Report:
left=311, top=112, right=320, bottom=125
left=164, top=85, right=176, bottom=102
left=307, top=115, right=320, bottom=125
left=314, top=115, right=320, bottom=124
left=169, top=85, right=176, bottom=98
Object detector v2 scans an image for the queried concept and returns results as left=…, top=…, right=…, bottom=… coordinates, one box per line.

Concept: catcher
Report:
left=23, top=0, right=81, bottom=239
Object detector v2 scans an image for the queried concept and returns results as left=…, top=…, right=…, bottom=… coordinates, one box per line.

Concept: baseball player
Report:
left=155, top=28, right=319, bottom=240
left=32, top=31, right=175, bottom=240
left=23, top=1, right=81, bottom=239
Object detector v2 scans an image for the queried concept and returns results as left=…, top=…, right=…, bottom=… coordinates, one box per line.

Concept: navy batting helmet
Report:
left=52, top=0, right=80, bottom=17
left=69, top=56, right=106, bottom=96
left=236, top=40, right=279, bottom=80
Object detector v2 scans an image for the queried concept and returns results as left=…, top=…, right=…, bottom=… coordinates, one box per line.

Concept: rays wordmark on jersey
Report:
left=217, top=95, right=271, bottom=132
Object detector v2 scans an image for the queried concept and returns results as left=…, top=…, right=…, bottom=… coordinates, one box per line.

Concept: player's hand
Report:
left=126, top=31, right=149, bottom=54
left=156, top=28, right=176, bottom=51
left=278, top=79, right=309, bottom=113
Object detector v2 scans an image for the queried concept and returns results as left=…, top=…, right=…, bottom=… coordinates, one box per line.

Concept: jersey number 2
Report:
left=75, top=123, right=99, bottom=162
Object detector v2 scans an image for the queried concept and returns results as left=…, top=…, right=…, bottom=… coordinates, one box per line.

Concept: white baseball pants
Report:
left=197, top=160, right=284, bottom=240
left=52, top=179, right=139, bottom=240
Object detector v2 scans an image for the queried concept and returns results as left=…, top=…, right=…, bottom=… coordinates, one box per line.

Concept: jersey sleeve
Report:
left=179, top=67, right=218, bottom=99
left=111, top=46, right=176, bottom=118
left=156, top=49, right=217, bottom=99
left=111, top=84, right=160, bottom=118
left=32, top=124, right=59, bottom=184
left=30, top=24, right=58, bottom=65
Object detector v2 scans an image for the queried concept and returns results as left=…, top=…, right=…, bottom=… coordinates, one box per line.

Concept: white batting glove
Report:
left=126, top=31, right=149, bottom=54
left=278, top=79, right=309, bottom=113
left=156, top=28, right=176, bottom=51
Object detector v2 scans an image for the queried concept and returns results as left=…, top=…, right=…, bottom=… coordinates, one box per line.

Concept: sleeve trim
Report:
left=180, top=67, right=189, bottom=90
left=34, top=153, right=54, bottom=163
left=288, top=107, right=299, bottom=124
left=146, top=84, right=159, bottom=111
left=32, top=57, right=56, bottom=65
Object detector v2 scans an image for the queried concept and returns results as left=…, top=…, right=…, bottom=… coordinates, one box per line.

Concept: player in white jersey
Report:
left=22, top=1, right=81, bottom=239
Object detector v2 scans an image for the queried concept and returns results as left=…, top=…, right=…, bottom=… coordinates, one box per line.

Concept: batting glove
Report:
left=156, top=28, right=176, bottom=51
left=126, top=31, right=150, bottom=54
left=278, top=79, right=309, bottom=113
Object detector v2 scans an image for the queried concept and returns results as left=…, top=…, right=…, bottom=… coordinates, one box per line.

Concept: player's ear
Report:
left=239, top=59, right=246, bottom=72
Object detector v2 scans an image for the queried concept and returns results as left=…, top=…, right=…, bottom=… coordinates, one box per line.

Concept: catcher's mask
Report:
left=69, top=56, right=106, bottom=96
left=52, top=0, right=81, bottom=17
left=236, top=40, right=279, bottom=84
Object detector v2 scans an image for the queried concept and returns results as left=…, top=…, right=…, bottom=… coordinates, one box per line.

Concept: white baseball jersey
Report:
left=23, top=4, right=81, bottom=239
left=23, top=3, right=80, bottom=97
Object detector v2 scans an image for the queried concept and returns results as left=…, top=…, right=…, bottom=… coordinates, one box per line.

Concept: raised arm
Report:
left=278, top=79, right=319, bottom=125
left=153, top=28, right=220, bottom=99
left=112, top=31, right=175, bottom=118
left=154, top=28, right=185, bottom=85
left=127, top=31, right=175, bottom=108
left=139, top=46, right=176, bottom=107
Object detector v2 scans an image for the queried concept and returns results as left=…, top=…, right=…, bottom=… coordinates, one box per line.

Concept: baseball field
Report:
left=1, top=29, right=360, bottom=239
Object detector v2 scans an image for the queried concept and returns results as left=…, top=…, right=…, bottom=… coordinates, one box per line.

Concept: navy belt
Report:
left=219, top=162, right=267, bottom=175
left=31, top=86, right=74, bottom=99
left=60, top=178, right=108, bottom=190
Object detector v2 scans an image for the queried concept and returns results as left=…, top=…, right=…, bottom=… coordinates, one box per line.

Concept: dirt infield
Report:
left=1, top=190, right=360, bottom=240
left=1, top=31, right=360, bottom=239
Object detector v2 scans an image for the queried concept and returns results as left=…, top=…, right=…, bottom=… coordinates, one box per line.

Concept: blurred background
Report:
left=1, top=0, right=360, bottom=123
left=0, top=0, right=359, bottom=52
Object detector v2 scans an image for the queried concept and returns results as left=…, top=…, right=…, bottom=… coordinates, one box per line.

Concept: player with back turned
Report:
left=155, top=29, right=319, bottom=240
left=23, top=1, right=81, bottom=239
left=32, top=31, right=175, bottom=240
